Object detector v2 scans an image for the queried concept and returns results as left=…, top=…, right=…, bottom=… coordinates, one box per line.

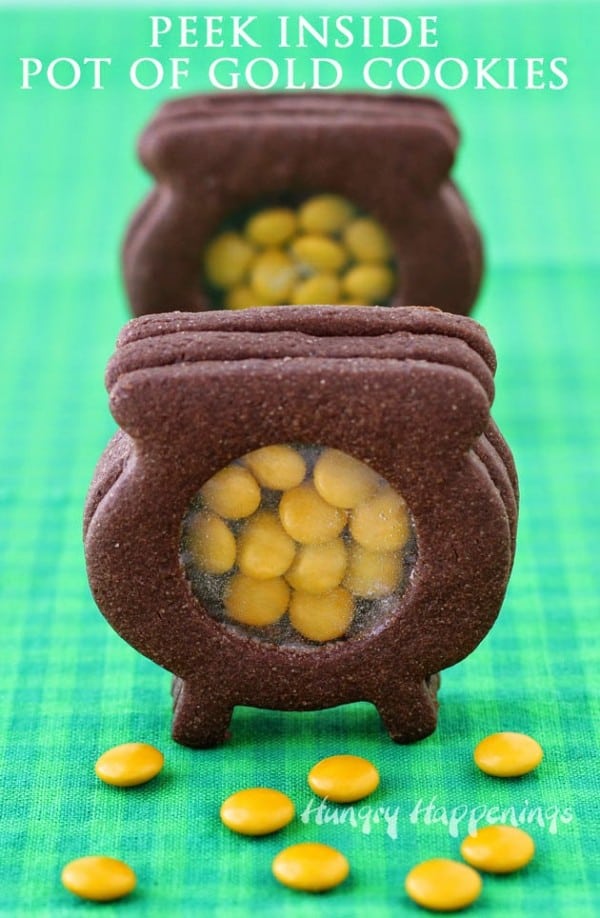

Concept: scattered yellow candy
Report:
left=224, top=573, right=289, bottom=627
left=291, top=273, right=341, bottom=306
left=243, top=444, right=306, bottom=491
left=308, top=754, right=380, bottom=803
left=220, top=788, right=295, bottom=836
left=291, top=234, right=348, bottom=273
left=272, top=842, right=350, bottom=892
left=204, top=232, right=255, bottom=289
left=343, top=217, right=393, bottom=263
left=94, top=743, right=164, bottom=788
left=313, top=448, right=380, bottom=509
left=298, top=194, right=356, bottom=235
left=61, top=856, right=136, bottom=902
left=350, top=486, right=410, bottom=552
left=245, top=207, right=297, bottom=248
left=460, top=826, right=535, bottom=874
left=250, top=249, right=296, bottom=304
left=405, top=859, right=482, bottom=912
left=224, top=285, right=258, bottom=310
left=289, top=588, right=354, bottom=642
left=187, top=513, right=236, bottom=575
left=344, top=545, right=402, bottom=598
left=200, top=465, right=261, bottom=520
left=342, top=263, right=395, bottom=302
left=285, top=539, right=348, bottom=594
left=237, top=512, right=296, bottom=580
left=474, top=732, right=544, bottom=777
left=279, top=483, right=347, bottom=544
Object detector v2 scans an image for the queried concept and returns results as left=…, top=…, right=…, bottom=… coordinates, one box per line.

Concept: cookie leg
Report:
left=373, top=674, right=440, bottom=743
left=171, top=676, right=233, bottom=748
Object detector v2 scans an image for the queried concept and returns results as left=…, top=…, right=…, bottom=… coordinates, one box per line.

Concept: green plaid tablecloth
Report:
left=1, top=2, right=598, bottom=915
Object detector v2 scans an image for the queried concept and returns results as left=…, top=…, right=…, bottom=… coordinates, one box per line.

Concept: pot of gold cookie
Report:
left=84, top=306, right=516, bottom=747
left=123, top=93, right=483, bottom=318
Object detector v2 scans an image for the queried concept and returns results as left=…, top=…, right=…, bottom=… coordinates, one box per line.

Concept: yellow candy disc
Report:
left=250, top=249, right=296, bottom=304
left=289, top=588, right=354, bottom=642
left=291, top=273, right=341, bottom=306
left=243, top=444, right=306, bottom=491
left=350, top=487, right=410, bottom=552
left=94, top=742, right=164, bottom=788
left=291, top=235, right=348, bottom=273
left=204, top=232, right=255, bottom=289
left=343, top=545, right=401, bottom=598
left=272, top=842, right=349, bottom=892
left=313, top=448, right=380, bottom=509
left=342, top=263, right=395, bottom=302
left=474, top=732, right=544, bottom=777
left=224, top=574, right=289, bottom=627
left=343, top=217, right=393, bottom=263
left=187, top=513, right=236, bottom=575
left=298, top=194, right=356, bottom=234
left=460, top=826, right=535, bottom=874
left=237, top=512, right=296, bottom=580
left=245, top=207, right=297, bottom=248
left=308, top=754, right=380, bottom=803
left=220, top=788, right=295, bottom=836
left=285, top=540, right=348, bottom=594
left=405, top=859, right=482, bottom=912
left=61, top=856, right=136, bottom=902
left=279, top=484, right=347, bottom=544
left=200, top=465, right=261, bottom=520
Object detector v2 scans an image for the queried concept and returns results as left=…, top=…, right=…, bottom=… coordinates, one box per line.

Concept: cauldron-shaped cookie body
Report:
left=123, top=94, right=483, bottom=318
left=84, top=307, right=517, bottom=747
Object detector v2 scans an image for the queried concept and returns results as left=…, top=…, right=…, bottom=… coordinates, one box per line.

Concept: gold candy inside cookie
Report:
left=182, top=444, right=414, bottom=645
left=203, top=194, right=397, bottom=309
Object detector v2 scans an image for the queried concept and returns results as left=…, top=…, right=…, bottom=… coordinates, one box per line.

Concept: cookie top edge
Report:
left=138, top=92, right=459, bottom=159
left=151, top=91, right=456, bottom=129
left=115, top=306, right=494, bottom=369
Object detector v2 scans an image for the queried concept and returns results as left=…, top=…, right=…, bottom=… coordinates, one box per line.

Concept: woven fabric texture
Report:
left=0, top=2, right=598, bottom=915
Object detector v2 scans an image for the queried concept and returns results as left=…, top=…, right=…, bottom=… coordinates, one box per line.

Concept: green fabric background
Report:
left=1, top=2, right=598, bottom=915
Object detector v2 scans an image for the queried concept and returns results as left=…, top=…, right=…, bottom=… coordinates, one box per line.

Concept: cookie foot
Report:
left=373, top=675, right=440, bottom=743
left=171, top=676, right=233, bottom=748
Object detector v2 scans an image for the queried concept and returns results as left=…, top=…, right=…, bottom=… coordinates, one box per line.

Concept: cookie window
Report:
left=181, top=444, right=416, bottom=647
left=201, top=194, right=397, bottom=310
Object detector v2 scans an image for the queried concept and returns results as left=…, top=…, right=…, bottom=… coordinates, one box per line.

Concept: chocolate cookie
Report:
left=84, top=306, right=517, bottom=747
left=123, top=94, right=483, bottom=317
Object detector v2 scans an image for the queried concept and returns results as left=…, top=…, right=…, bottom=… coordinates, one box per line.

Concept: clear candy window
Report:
left=202, top=194, right=397, bottom=310
left=181, top=444, right=416, bottom=647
